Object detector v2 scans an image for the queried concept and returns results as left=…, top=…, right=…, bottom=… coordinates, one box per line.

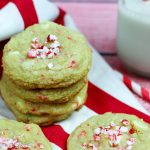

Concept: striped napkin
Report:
left=0, top=0, right=149, bottom=149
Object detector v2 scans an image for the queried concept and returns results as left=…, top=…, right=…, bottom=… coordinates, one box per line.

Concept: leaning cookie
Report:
left=2, top=96, right=71, bottom=126
left=0, top=119, right=52, bottom=149
left=2, top=73, right=87, bottom=103
left=1, top=77, right=87, bottom=115
left=0, top=83, right=71, bottom=126
left=67, top=113, right=150, bottom=150
left=3, top=21, right=92, bottom=89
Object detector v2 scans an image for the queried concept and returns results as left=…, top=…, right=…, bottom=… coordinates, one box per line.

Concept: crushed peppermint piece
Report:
left=94, top=128, right=101, bottom=135
left=47, top=63, right=54, bottom=69
left=37, top=142, right=44, bottom=149
left=50, top=41, right=60, bottom=49
left=120, top=126, right=128, bottom=133
left=88, top=119, right=137, bottom=150
left=0, top=137, right=30, bottom=149
left=93, top=134, right=101, bottom=141
left=27, top=49, right=37, bottom=58
left=78, top=130, right=86, bottom=139
left=121, top=119, right=129, bottom=126
left=27, top=35, right=61, bottom=60
left=82, top=143, right=87, bottom=149
left=116, top=148, right=125, bottom=150
left=88, top=143, right=97, bottom=150
left=68, top=60, right=77, bottom=68
left=47, top=34, right=57, bottom=42
left=126, top=145, right=133, bottom=150
left=32, top=37, right=39, bottom=43
left=129, top=128, right=135, bottom=134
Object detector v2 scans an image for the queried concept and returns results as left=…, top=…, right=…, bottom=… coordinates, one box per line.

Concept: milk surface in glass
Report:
left=117, top=0, right=150, bottom=76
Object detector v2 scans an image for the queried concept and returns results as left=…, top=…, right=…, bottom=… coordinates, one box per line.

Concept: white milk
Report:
left=117, top=0, right=150, bottom=76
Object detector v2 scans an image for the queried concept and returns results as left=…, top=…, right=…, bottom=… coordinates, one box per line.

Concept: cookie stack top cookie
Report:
left=2, top=22, right=92, bottom=89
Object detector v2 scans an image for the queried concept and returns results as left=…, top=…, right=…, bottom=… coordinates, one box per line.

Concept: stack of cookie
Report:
left=0, top=22, right=92, bottom=126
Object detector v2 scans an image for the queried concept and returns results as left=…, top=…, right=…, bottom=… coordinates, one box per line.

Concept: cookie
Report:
left=2, top=73, right=87, bottom=103
left=67, top=113, right=150, bottom=150
left=0, top=119, right=52, bottom=149
left=0, top=77, right=87, bottom=115
left=2, top=96, right=71, bottom=126
left=3, top=21, right=92, bottom=89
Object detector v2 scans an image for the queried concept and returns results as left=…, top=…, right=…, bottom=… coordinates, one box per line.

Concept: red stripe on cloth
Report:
left=54, top=8, right=66, bottom=25
left=86, top=82, right=150, bottom=123
left=0, top=0, right=10, bottom=9
left=141, top=87, right=150, bottom=102
left=123, top=76, right=133, bottom=91
left=12, top=0, right=38, bottom=28
left=42, top=125, right=69, bottom=150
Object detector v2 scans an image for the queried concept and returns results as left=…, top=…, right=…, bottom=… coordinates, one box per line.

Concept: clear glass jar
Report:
left=117, top=0, right=150, bottom=77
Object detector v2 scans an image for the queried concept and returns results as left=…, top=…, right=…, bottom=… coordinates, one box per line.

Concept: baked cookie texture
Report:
left=67, top=113, right=150, bottom=150
left=0, top=119, right=52, bottom=149
left=0, top=77, right=87, bottom=116
left=2, top=74, right=87, bottom=103
left=1, top=21, right=92, bottom=126
left=2, top=22, right=92, bottom=89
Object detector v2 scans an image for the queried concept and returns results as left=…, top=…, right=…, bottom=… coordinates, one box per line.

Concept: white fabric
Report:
left=56, top=106, right=97, bottom=134
left=0, top=2, right=24, bottom=41
left=33, top=0, right=59, bottom=22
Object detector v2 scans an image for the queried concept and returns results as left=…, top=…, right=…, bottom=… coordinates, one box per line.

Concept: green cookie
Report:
left=0, top=119, right=52, bottom=149
left=2, top=97, right=71, bottom=126
left=1, top=77, right=87, bottom=115
left=3, top=21, right=92, bottom=89
left=67, top=113, right=150, bottom=150
left=3, top=73, right=87, bottom=103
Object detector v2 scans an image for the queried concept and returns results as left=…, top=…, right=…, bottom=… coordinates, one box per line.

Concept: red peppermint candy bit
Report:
left=93, top=134, right=101, bottom=141
left=88, top=143, right=97, bottom=150
left=27, top=50, right=37, bottom=58
left=31, top=43, right=43, bottom=49
left=36, top=142, right=44, bottom=149
left=108, top=134, right=117, bottom=141
left=37, top=95, right=48, bottom=101
left=31, top=108, right=36, bottom=112
left=47, top=34, right=57, bottom=42
left=117, top=127, right=122, bottom=136
left=128, top=138, right=136, bottom=143
left=24, top=124, right=31, bottom=131
left=68, top=60, right=77, bottom=68
left=116, top=148, right=125, bottom=150
left=78, top=130, right=86, bottom=139
left=121, top=119, right=129, bottom=126
left=32, top=37, right=39, bottom=43
left=129, top=128, right=135, bottom=134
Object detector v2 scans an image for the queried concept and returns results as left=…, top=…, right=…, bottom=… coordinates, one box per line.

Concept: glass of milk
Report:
left=117, top=0, right=150, bottom=77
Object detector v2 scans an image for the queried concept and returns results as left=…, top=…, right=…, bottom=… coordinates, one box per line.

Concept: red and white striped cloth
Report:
left=0, top=1, right=150, bottom=150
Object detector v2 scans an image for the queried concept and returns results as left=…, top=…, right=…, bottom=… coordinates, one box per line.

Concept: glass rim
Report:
left=119, top=0, right=150, bottom=18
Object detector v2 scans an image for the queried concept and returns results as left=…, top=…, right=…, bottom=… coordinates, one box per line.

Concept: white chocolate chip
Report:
left=94, top=128, right=101, bottom=135
left=47, top=63, right=54, bottom=69
left=120, top=126, right=128, bottom=133
left=50, top=34, right=57, bottom=41
left=126, top=145, right=132, bottom=150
